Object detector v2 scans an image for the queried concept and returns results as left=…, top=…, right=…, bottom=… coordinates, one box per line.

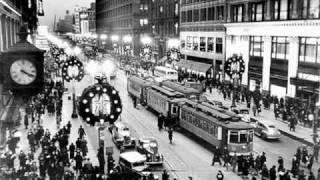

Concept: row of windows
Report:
left=181, top=6, right=224, bottom=23
left=231, top=0, right=320, bottom=22
left=248, top=36, right=320, bottom=65
left=102, top=4, right=132, bottom=19
left=181, top=109, right=219, bottom=138
left=180, top=36, right=223, bottom=54
left=180, top=0, right=211, bottom=5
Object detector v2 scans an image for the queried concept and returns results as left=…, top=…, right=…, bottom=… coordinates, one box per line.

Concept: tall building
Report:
left=89, top=2, right=96, bottom=33
left=148, top=0, right=179, bottom=61
left=79, top=8, right=90, bottom=34
left=179, top=0, right=226, bottom=81
left=74, top=5, right=81, bottom=33
left=224, top=0, right=320, bottom=102
left=56, top=10, right=74, bottom=33
left=96, top=0, right=149, bottom=56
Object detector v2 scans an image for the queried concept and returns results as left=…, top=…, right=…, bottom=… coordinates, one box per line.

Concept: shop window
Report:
left=187, top=36, right=192, bottom=49
left=193, top=36, right=199, bottom=51
left=207, top=37, right=214, bottom=52
left=299, top=37, right=320, bottom=63
left=250, top=36, right=264, bottom=57
left=272, top=37, right=289, bottom=60
left=216, top=38, right=223, bottom=54
left=200, top=37, right=206, bottom=52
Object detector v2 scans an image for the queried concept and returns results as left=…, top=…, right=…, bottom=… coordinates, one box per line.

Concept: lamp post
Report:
left=111, top=35, right=119, bottom=55
left=123, top=35, right=132, bottom=64
left=224, top=54, right=245, bottom=108
left=70, top=66, right=79, bottom=118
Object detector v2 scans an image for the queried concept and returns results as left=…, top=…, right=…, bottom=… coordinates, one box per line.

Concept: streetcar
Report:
left=127, top=75, right=155, bottom=105
left=160, top=80, right=201, bottom=99
left=146, top=85, right=187, bottom=127
left=178, top=99, right=254, bottom=156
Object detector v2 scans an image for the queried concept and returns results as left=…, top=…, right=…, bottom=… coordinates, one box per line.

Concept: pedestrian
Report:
left=212, top=147, right=222, bottom=166
left=252, top=103, right=257, bottom=117
left=261, top=164, right=269, bottom=180
left=168, top=128, right=173, bottom=144
left=290, top=115, right=296, bottom=132
left=158, top=113, right=164, bottom=131
left=292, top=155, right=300, bottom=178
left=260, top=152, right=267, bottom=168
left=24, top=114, right=29, bottom=129
left=66, top=121, right=72, bottom=134
left=162, top=170, right=169, bottom=180
left=133, top=97, right=137, bottom=108
left=231, top=153, right=238, bottom=172
left=278, top=156, right=284, bottom=172
left=78, top=125, right=86, bottom=139
left=216, top=170, right=224, bottom=180
left=69, top=143, right=75, bottom=159
left=309, top=172, right=316, bottom=180
left=222, top=147, right=230, bottom=169
left=48, top=162, right=57, bottom=180
left=307, top=154, right=314, bottom=171
left=269, top=165, right=277, bottom=180
left=74, top=152, right=83, bottom=173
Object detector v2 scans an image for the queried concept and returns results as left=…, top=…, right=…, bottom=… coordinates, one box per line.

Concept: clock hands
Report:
left=20, top=69, right=35, bottom=78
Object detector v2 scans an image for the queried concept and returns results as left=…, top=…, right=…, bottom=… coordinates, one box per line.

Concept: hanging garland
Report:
left=78, top=83, right=122, bottom=126
left=61, top=56, right=85, bottom=82
left=166, top=48, right=181, bottom=63
left=140, top=45, right=152, bottom=58
left=224, top=55, right=245, bottom=78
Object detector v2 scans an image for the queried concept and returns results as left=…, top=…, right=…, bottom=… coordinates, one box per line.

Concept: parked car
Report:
left=254, top=120, right=281, bottom=140
left=110, top=122, right=136, bottom=149
left=136, top=137, right=164, bottom=166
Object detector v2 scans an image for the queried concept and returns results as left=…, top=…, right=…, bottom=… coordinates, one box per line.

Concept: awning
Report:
left=177, top=60, right=211, bottom=73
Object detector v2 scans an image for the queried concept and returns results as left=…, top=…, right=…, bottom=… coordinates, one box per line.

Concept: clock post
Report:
left=0, top=26, right=45, bottom=97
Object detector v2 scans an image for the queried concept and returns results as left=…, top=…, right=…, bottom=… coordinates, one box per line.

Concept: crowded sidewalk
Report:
left=204, top=88, right=316, bottom=146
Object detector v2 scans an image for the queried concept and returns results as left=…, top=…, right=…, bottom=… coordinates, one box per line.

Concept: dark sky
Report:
left=38, top=0, right=93, bottom=31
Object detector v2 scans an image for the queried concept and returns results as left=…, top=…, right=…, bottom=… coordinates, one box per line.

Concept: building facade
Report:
left=96, top=0, right=150, bottom=56
left=224, top=0, right=320, bottom=101
left=56, top=10, right=74, bottom=33
left=89, top=2, right=96, bottom=33
left=147, top=0, right=179, bottom=61
left=179, top=0, right=226, bottom=80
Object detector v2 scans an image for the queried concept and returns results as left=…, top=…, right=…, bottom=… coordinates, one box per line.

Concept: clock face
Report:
left=10, top=59, right=37, bottom=85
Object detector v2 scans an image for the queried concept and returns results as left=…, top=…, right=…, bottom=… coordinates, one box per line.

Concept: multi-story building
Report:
left=56, top=10, right=74, bottom=33
left=96, top=0, right=149, bottom=56
left=89, top=2, right=96, bottom=33
left=148, top=0, right=179, bottom=61
left=79, top=8, right=90, bottom=34
left=224, top=0, right=320, bottom=101
left=179, top=0, right=226, bottom=81
left=74, top=5, right=81, bottom=33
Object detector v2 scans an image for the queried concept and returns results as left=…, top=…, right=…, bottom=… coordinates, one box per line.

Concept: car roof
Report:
left=257, top=120, right=276, bottom=126
left=120, top=151, right=146, bottom=163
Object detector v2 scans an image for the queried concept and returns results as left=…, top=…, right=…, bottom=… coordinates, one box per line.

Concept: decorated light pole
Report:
left=123, top=35, right=132, bottom=64
left=224, top=54, right=245, bottom=108
left=166, top=48, right=181, bottom=65
left=62, top=56, right=85, bottom=118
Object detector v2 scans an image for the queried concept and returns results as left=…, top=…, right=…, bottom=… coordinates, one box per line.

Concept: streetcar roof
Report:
left=128, top=76, right=154, bottom=86
left=150, top=85, right=185, bottom=98
left=161, top=81, right=201, bottom=95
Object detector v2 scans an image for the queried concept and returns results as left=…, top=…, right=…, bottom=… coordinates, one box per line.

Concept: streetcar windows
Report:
left=229, top=131, right=239, bottom=143
left=249, top=131, right=254, bottom=142
left=240, top=133, right=248, bottom=143
left=172, top=106, right=178, bottom=114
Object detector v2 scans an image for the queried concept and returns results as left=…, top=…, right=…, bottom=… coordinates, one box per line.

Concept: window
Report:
left=193, top=36, right=199, bottom=51
left=181, top=11, right=186, bottom=22
left=160, top=6, right=163, bottom=13
left=250, top=2, right=264, bottom=21
left=216, top=6, right=224, bottom=20
left=187, top=36, right=192, bottom=49
left=200, top=37, right=206, bottom=52
left=288, top=0, right=298, bottom=19
left=216, top=38, right=223, bottom=54
left=175, top=3, right=179, bottom=16
left=229, top=131, right=239, bottom=143
left=207, top=37, right=214, bottom=52
left=239, top=132, right=248, bottom=143
left=272, top=37, right=289, bottom=60
left=193, top=9, right=199, bottom=22
left=208, top=7, right=214, bottom=20
left=271, top=0, right=280, bottom=20
left=299, top=37, right=320, bottom=63
left=181, top=40, right=186, bottom=49
left=279, top=0, right=288, bottom=20
left=200, top=8, right=207, bottom=21
left=250, top=36, right=264, bottom=57
left=309, top=0, right=320, bottom=18
left=231, top=4, right=243, bottom=22
left=187, top=10, right=192, bottom=22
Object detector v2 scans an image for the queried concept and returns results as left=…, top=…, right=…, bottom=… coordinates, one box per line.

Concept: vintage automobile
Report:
left=136, top=137, right=164, bottom=166
left=254, top=120, right=281, bottom=140
left=118, top=151, right=150, bottom=178
left=110, top=122, right=136, bottom=149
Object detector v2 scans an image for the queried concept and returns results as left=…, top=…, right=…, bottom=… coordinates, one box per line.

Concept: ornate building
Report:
left=179, top=0, right=226, bottom=81
left=224, top=0, right=320, bottom=101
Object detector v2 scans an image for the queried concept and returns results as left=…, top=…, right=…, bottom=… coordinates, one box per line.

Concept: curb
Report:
left=278, top=129, right=314, bottom=146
